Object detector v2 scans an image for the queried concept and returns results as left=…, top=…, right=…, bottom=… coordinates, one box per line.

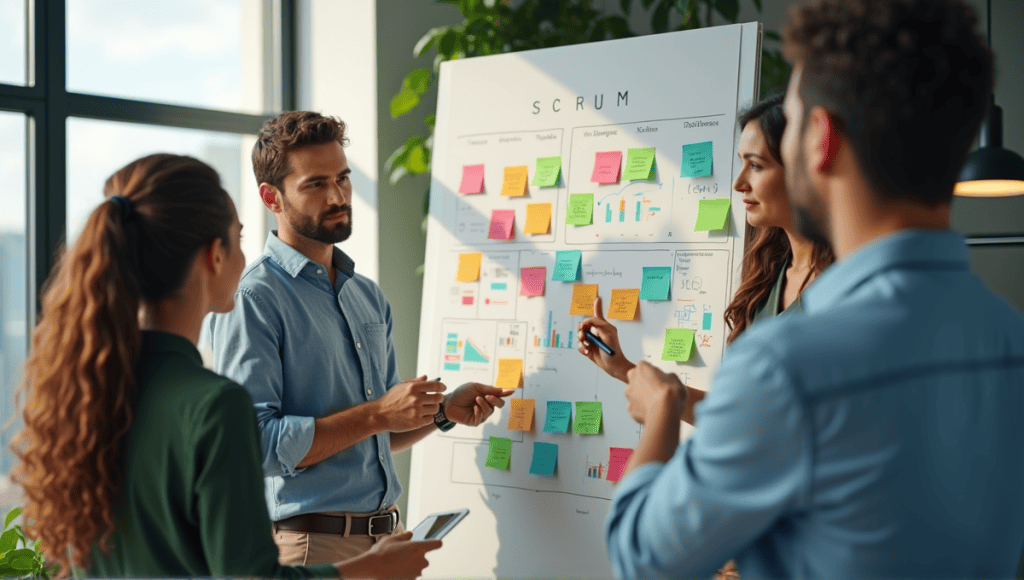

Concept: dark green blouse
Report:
left=85, top=331, right=337, bottom=578
left=751, top=262, right=803, bottom=325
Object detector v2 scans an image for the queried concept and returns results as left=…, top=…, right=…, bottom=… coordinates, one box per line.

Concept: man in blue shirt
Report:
left=207, top=111, right=514, bottom=565
left=606, top=0, right=1024, bottom=577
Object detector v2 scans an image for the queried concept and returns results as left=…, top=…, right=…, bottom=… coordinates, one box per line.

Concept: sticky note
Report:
left=694, top=198, right=731, bottom=232
left=532, top=156, right=562, bottom=187
left=500, top=165, right=529, bottom=197
left=520, top=266, right=546, bottom=297
left=552, top=250, right=582, bottom=282
left=485, top=436, right=512, bottom=470
left=566, top=193, right=594, bottom=225
left=507, top=398, right=535, bottom=431
left=608, top=288, right=640, bottom=320
left=488, top=209, right=516, bottom=239
left=495, top=358, right=524, bottom=389
left=524, top=203, right=552, bottom=235
left=459, top=164, right=485, bottom=194
left=572, top=401, right=603, bottom=435
left=607, top=447, right=635, bottom=483
left=543, top=401, right=573, bottom=433
left=569, top=284, right=599, bottom=316
left=681, top=141, right=713, bottom=178
left=623, top=147, right=656, bottom=181
left=591, top=151, right=622, bottom=183
left=529, top=442, right=558, bottom=476
left=662, top=328, right=695, bottom=361
left=455, top=252, right=482, bottom=283
left=639, top=266, right=672, bottom=301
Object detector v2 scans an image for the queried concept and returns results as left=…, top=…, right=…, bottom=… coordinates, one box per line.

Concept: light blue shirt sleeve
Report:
left=606, top=329, right=811, bottom=579
left=209, top=288, right=316, bottom=478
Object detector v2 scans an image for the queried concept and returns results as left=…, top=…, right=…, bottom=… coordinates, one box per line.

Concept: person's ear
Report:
left=259, top=183, right=282, bottom=213
left=811, top=108, right=842, bottom=172
left=205, top=238, right=225, bottom=275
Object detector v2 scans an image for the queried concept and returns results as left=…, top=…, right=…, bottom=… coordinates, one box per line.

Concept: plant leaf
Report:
left=10, top=556, right=33, bottom=571
left=641, top=0, right=658, bottom=9
left=414, top=26, right=448, bottom=57
left=389, top=91, right=420, bottom=118
left=752, top=0, right=762, bottom=10
left=4, top=508, right=20, bottom=530
left=401, top=69, right=432, bottom=96
left=438, top=29, right=459, bottom=57
left=714, top=0, right=739, bottom=22
left=0, top=528, right=17, bottom=552
left=675, top=0, right=699, bottom=24
left=423, top=114, right=436, bottom=127
left=620, top=0, right=633, bottom=13
left=764, top=30, right=781, bottom=41
left=0, top=565, right=17, bottom=576
left=406, top=145, right=430, bottom=174
left=652, top=2, right=671, bottom=33
left=5, top=548, right=33, bottom=561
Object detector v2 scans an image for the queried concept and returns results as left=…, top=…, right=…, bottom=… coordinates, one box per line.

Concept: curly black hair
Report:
left=783, top=0, right=993, bottom=205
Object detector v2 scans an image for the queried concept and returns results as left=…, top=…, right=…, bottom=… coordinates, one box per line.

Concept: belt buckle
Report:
left=368, top=513, right=394, bottom=537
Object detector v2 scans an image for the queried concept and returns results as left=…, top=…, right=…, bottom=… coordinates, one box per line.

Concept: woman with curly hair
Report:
left=10, top=154, right=439, bottom=579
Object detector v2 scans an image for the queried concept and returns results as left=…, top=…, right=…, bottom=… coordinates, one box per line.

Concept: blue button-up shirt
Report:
left=607, top=230, right=1024, bottom=578
left=206, top=232, right=402, bottom=519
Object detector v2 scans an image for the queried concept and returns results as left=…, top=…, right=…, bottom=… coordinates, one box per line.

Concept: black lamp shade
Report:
left=956, top=147, right=1024, bottom=196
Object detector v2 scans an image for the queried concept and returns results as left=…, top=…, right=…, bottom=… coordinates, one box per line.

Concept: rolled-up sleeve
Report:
left=208, top=288, right=315, bottom=477
left=605, top=331, right=811, bottom=579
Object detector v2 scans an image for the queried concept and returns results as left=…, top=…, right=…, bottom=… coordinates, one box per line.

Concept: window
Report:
left=0, top=0, right=28, bottom=86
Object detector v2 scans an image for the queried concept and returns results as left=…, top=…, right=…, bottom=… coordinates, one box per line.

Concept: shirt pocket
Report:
left=362, top=323, right=388, bottom=379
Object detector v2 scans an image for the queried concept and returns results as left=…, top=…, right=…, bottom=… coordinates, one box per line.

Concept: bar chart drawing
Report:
left=531, top=310, right=576, bottom=349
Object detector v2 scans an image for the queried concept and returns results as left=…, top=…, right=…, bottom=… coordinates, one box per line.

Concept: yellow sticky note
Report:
left=495, top=358, right=524, bottom=389
left=500, top=165, right=529, bottom=197
left=608, top=288, right=640, bottom=320
left=507, top=398, right=535, bottom=431
left=524, top=203, right=552, bottom=235
left=569, top=284, right=599, bottom=316
left=456, top=252, right=482, bottom=282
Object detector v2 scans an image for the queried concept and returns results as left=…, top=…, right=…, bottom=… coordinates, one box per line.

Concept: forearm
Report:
left=296, top=401, right=384, bottom=469
left=611, top=359, right=636, bottom=383
left=682, top=386, right=706, bottom=426
left=621, top=407, right=680, bottom=481
left=389, top=422, right=438, bottom=454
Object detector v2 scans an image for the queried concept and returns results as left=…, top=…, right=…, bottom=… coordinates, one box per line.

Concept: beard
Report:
left=282, top=195, right=353, bottom=244
left=786, top=140, right=831, bottom=247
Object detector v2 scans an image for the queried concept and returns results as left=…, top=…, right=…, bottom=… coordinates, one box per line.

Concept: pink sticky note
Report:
left=459, top=164, right=485, bottom=194
left=607, top=447, right=635, bottom=483
left=461, top=296, right=474, bottom=305
left=488, top=209, right=516, bottom=240
left=591, top=151, right=622, bottom=184
left=520, top=266, right=547, bottom=297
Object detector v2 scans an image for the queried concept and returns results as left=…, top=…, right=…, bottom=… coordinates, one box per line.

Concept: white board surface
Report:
left=411, top=24, right=761, bottom=579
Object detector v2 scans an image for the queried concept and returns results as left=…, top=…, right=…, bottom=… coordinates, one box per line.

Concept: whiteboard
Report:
left=411, top=24, right=761, bottom=579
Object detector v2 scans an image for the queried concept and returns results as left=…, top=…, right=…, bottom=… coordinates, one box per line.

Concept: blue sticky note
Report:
left=702, top=312, right=713, bottom=330
left=552, top=250, right=582, bottom=282
left=639, top=266, right=672, bottom=301
left=543, top=401, right=573, bottom=433
left=681, top=141, right=713, bottom=178
left=529, top=442, right=558, bottom=476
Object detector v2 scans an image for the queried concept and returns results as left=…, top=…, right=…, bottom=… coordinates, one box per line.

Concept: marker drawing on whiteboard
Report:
left=584, top=329, right=616, bottom=356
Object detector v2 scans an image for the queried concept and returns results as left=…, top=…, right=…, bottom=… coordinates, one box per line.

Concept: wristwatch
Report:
left=434, top=398, right=456, bottom=432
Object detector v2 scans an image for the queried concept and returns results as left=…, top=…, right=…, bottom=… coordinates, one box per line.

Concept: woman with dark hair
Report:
left=10, top=154, right=439, bottom=579
left=578, top=93, right=835, bottom=420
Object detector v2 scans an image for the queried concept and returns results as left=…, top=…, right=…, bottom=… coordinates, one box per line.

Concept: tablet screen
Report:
left=423, top=513, right=456, bottom=539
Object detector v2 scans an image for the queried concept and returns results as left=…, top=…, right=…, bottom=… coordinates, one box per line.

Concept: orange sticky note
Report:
left=459, top=164, right=485, bottom=194
left=507, top=398, right=535, bottom=431
left=524, top=203, right=552, bottom=234
left=488, top=209, right=516, bottom=239
left=456, top=252, right=482, bottom=282
left=569, top=284, right=599, bottom=316
left=495, top=358, right=524, bottom=389
left=520, top=266, right=546, bottom=297
left=500, top=165, right=529, bottom=197
left=607, top=288, right=640, bottom=320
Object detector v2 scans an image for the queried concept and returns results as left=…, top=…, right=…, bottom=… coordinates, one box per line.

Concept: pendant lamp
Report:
left=954, top=0, right=1024, bottom=197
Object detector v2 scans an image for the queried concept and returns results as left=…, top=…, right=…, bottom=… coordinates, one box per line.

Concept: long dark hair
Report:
left=724, top=94, right=835, bottom=344
left=10, top=154, right=234, bottom=576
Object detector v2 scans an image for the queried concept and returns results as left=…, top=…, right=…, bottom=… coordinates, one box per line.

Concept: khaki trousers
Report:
left=273, top=507, right=406, bottom=566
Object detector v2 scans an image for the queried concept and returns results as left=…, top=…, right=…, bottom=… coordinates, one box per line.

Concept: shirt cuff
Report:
left=276, top=415, right=316, bottom=476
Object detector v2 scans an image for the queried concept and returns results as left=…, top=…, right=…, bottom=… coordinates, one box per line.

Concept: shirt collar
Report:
left=140, top=330, right=202, bottom=366
left=264, top=230, right=356, bottom=279
left=803, top=229, right=968, bottom=313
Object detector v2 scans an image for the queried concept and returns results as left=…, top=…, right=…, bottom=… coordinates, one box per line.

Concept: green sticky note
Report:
left=543, top=400, right=573, bottom=433
left=552, top=250, right=582, bottom=282
left=662, top=328, right=695, bottom=361
left=639, top=266, right=672, bottom=301
left=681, top=141, right=713, bottom=178
left=529, top=442, right=558, bottom=476
left=566, top=193, right=594, bottom=225
left=622, top=147, right=656, bottom=181
left=484, top=436, right=512, bottom=470
left=572, top=401, right=603, bottom=435
left=532, top=156, right=562, bottom=187
left=694, top=198, right=731, bottom=232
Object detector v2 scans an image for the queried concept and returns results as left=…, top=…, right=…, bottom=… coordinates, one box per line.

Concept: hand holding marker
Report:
left=584, top=328, right=616, bottom=356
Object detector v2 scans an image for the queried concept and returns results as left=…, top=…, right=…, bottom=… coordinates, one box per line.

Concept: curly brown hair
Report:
left=10, top=154, right=234, bottom=576
left=252, top=111, right=349, bottom=190
left=724, top=95, right=835, bottom=344
left=782, top=0, right=993, bottom=205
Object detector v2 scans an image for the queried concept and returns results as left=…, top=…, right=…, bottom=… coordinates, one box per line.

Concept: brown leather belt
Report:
left=275, top=510, right=399, bottom=536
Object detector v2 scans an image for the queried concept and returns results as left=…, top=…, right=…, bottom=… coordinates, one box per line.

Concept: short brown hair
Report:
left=252, top=111, right=349, bottom=189
left=783, top=0, right=993, bottom=205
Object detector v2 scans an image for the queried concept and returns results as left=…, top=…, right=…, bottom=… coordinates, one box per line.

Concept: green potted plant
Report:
left=0, top=508, right=60, bottom=579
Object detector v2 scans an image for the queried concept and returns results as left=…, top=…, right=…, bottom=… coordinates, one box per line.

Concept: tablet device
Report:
left=409, top=508, right=469, bottom=541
